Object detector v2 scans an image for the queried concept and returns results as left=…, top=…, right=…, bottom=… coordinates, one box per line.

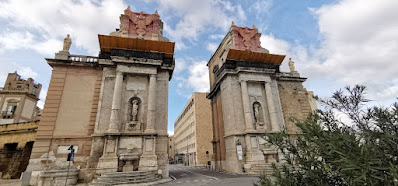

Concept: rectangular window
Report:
left=7, top=105, right=17, bottom=113
left=3, top=105, right=16, bottom=119
left=16, top=85, right=22, bottom=88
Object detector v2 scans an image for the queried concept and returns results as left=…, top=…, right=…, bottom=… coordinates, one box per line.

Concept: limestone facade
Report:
left=207, top=24, right=314, bottom=173
left=26, top=8, right=175, bottom=185
left=174, top=92, right=213, bottom=166
left=0, top=72, right=42, bottom=125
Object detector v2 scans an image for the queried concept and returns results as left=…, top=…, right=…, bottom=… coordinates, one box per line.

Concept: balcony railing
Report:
left=69, top=55, right=98, bottom=63
left=2, top=111, right=14, bottom=119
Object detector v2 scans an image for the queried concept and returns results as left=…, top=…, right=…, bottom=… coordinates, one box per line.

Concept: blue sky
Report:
left=0, top=0, right=397, bottom=135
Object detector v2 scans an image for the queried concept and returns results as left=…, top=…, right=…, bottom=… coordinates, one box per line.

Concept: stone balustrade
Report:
left=69, top=55, right=99, bottom=63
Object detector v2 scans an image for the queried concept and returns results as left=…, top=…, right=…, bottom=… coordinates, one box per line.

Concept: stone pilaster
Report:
left=265, top=82, right=279, bottom=132
left=108, top=71, right=123, bottom=132
left=145, top=74, right=156, bottom=133
left=240, top=80, right=255, bottom=132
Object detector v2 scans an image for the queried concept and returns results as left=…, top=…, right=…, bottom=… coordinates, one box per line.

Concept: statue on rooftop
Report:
left=288, top=58, right=296, bottom=72
left=62, top=34, right=72, bottom=52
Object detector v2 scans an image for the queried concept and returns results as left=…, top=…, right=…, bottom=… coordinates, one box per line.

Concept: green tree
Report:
left=256, top=85, right=398, bottom=186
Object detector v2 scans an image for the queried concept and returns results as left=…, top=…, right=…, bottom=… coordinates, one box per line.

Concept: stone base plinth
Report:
left=138, top=154, right=158, bottom=171
left=54, top=51, right=70, bottom=60
left=37, top=169, right=79, bottom=186
left=96, top=157, right=118, bottom=175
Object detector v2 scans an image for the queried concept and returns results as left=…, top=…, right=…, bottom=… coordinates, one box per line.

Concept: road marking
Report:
left=183, top=170, right=219, bottom=180
left=177, top=182, right=181, bottom=183
left=194, top=180, right=199, bottom=182
left=170, top=175, right=176, bottom=180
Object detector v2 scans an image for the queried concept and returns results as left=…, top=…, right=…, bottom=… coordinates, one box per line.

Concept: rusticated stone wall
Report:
left=277, top=80, right=313, bottom=134
left=0, top=141, right=34, bottom=179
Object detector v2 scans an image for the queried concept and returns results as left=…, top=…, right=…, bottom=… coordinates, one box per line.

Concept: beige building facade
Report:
left=167, top=136, right=175, bottom=161
left=174, top=92, right=213, bottom=166
left=207, top=23, right=314, bottom=173
left=26, top=8, right=175, bottom=185
left=0, top=72, right=42, bottom=125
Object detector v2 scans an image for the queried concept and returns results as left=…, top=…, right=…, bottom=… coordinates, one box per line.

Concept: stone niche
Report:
left=122, top=75, right=148, bottom=132
left=247, top=82, right=270, bottom=131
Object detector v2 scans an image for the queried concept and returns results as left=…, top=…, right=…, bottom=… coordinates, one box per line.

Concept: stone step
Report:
left=95, top=177, right=159, bottom=184
left=101, top=171, right=153, bottom=176
left=100, top=172, right=153, bottom=178
left=89, top=171, right=161, bottom=186
left=96, top=175, right=158, bottom=181
left=91, top=178, right=160, bottom=186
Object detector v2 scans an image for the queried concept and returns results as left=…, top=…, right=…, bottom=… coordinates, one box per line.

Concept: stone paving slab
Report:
left=0, top=179, right=21, bottom=186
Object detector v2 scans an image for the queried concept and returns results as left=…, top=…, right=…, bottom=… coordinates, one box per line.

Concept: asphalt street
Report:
left=160, top=164, right=259, bottom=186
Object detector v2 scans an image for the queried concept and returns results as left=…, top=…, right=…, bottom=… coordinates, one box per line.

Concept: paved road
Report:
left=160, top=164, right=259, bottom=186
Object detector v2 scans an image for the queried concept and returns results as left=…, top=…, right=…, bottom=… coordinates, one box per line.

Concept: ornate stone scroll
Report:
left=232, top=25, right=262, bottom=52
left=119, top=8, right=161, bottom=36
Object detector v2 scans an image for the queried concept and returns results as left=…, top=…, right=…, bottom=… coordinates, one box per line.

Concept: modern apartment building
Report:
left=0, top=72, right=42, bottom=125
left=174, top=92, right=213, bottom=166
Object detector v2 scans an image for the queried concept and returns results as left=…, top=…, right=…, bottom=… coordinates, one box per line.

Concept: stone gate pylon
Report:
left=26, top=8, right=175, bottom=185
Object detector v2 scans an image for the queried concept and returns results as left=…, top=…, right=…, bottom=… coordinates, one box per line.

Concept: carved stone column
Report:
left=145, top=74, right=156, bottom=133
left=240, top=80, right=255, bottom=132
left=108, top=71, right=123, bottom=132
left=265, top=82, right=279, bottom=132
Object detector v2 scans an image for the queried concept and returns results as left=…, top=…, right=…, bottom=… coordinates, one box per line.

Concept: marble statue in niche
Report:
left=253, top=102, right=264, bottom=125
left=131, top=99, right=139, bottom=121
left=126, top=97, right=142, bottom=131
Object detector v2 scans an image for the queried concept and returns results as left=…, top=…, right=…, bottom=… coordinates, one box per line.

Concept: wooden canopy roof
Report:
left=98, top=35, right=175, bottom=58
left=226, top=49, right=285, bottom=64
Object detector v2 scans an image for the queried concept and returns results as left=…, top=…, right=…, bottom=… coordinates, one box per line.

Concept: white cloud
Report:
left=250, top=0, right=273, bottom=15
left=307, top=0, right=398, bottom=101
left=0, top=0, right=127, bottom=56
left=206, top=42, right=218, bottom=53
left=0, top=62, right=38, bottom=87
left=209, top=34, right=225, bottom=40
left=168, top=130, right=174, bottom=136
left=153, top=0, right=246, bottom=49
left=258, top=0, right=398, bottom=103
left=187, top=61, right=209, bottom=92
left=37, top=89, right=48, bottom=109
left=260, top=34, right=290, bottom=55
left=174, top=58, right=187, bottom=74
